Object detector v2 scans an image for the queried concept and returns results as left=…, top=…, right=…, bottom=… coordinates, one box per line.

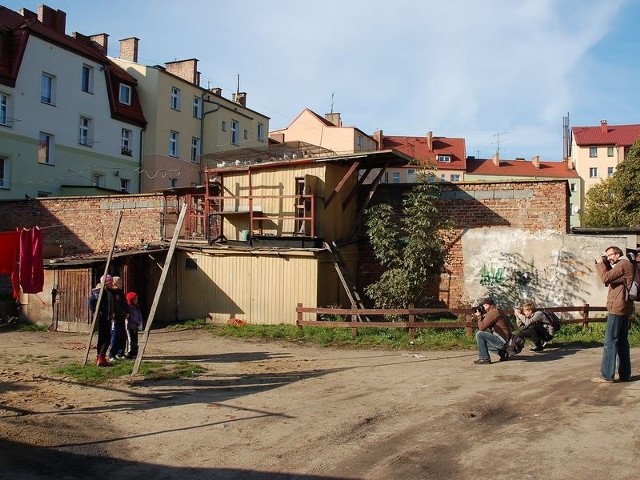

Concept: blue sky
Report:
left=5, top=0, right=639, bottom=161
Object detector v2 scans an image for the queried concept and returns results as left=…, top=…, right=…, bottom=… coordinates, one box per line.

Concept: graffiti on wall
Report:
left=479, top=264, right=505, bottom=287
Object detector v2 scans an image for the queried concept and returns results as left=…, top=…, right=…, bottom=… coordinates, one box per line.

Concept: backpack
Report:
left=541, top=310, right=561, bottom=336
left=505, top=333, right=525, bottom=355
left=626, top=252, right=640, bottom=301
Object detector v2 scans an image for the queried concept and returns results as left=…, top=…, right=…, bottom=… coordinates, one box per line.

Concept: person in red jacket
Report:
left=592, top=246, right=634, bottom=383
left=473, top=298, right=512, bottom=364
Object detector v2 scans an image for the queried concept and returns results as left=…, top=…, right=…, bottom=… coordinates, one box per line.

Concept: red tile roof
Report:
left=0, top=6, right=145, bottom=127
left=572, top=122, right=640, bottom=147
left=382, top=135, right=467, bottom=170
left=466, top=158, right=579, bottom=178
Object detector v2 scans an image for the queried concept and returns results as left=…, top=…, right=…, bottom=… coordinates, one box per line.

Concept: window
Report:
left=170, top=87, right=180, bottom=110
left=407, top=169, right=416, bottom=182
left=392, top=172, right=400, bottom=184
left=119, top=83, right=131, bottom=105
left=91, top=173, right=105, bottom=187
left=191, top=137, right=200, bottom=163
left=121, top=128, right=132, bottom=155
left=170, top=178, right=178, bottom=188
left=79, top=116, right=93, bottom=146
left=257, top=123, right=264, bottom=141
left=0, top=156, right=8, bottom=188
left=440, top=174, right=446, bottom=181
left=608, top=166, right=614, bottom=177
left=37, top=191, right=51, bottom=197
left=221, top=120, right=227, bottom=132
left=81, top=64, right=94, bottom=93
left=0, top=92, right=10, bottom=126
left=589, top=147, right=597, bottom=158
left=451, top=174, right=461, bottom=182
left=357, top=135, right=363, bottom=149
left=231, top=120, right=239, bottom=145
left=243, top=129, right=248, bottom=140
left=120, top=178, right=130, bottom=193
left=437, top=155, right=451, bottom=163
left=169, top=131, right=179, bottom=157
left=570, top=182, right=576, bottom=192
left=607, top=146, right=614, bottom=157
left=38, top=132, right=54, bottom=164
left=193, top=97, right=202, bottom=118
left=589, top=167, right=598, bottom=178
left=41, top=73, right=55, bottom=104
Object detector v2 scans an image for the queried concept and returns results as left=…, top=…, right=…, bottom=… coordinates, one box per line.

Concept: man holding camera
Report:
left=593, top=246, right=633, bottom=383
left=473, top=297, right=512, bottom=364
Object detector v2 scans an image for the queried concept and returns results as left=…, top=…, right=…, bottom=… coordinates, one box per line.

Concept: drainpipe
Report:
left=138, top=128, right=145, bottom=193
left=199, top=92, right=221, bottom=185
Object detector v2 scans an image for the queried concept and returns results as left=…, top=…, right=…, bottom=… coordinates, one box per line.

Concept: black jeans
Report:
left=520, top=322, right=550, bottom=347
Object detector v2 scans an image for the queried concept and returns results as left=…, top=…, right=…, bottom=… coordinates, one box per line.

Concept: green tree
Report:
left=583, top=138, right=640, bottom=227
left=364, top=167, right=449, bottom=308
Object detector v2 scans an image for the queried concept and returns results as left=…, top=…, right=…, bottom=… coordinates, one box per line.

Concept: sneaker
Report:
left=115, top=354, right=125, bottom=359
left=591, top=377, right=614, bottom=384
left=498, top=350, right=509, bottom=362
left=473, top=358, right=492, bottom=365
left=106, top=356, right=116, bottom=363
left=530, top=345, right=544, bottom=352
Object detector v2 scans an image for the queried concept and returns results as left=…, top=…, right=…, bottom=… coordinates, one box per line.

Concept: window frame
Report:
left=169, top=130, right=179, bottom=157
left=121, top=128, right=133, bottom=156
left=120, top=178, right=130, bottom=193
left=608, top=166, right=614, bottom=177
left=437, top=155, right=452, bottom=163
left=170, top=87, right=181, bottom=110
left=231, top=120, right=239, bottom=145
left=589, top=167, right=598, bottom=178
left=81, top=64, right=94, bottom=94
left=191, top=136, right=201, bottom=163
left=451, top=174, right=461, bottom=182
left=0, top=156, right=9, bottom=188
left=92, top=173, right=105, bottom=187
left=257, top=122, right=264, bottom=141
left=192, top=96, right=202, bottom=119
left=589, top=147, right=597, bottom=158
left=607, top=146, right=614, bottom=157
left=119, top=83, right=132, bottom=105
left=392, top=172, right=401, bottom=184
left=79, top=116, right=93, bottom=146
left=38, top=131, right=54, bottom=164
left=221, top=120, right=227, bottom=132
left=41, top=72, right=56, bottom=105
left=0, top=92, right=8, bottom=126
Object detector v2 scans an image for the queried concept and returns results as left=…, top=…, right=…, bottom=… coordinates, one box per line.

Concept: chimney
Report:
left=232, top=92, right=247, bottom=107
left=87, top=34, right=108, bottom=55
left=19, top=8, right=37, bottom=20
left=119, top=37, right=139, bottom=62
left=600, top=119, right=608, bottom=133
left=531, top=155, right=540, bottom=168
left=492, top=152, right=500, bottom=167
left=165, top=59, right=199, bottom=85
left=324, top=113, right=342, bottom=127
left=426, top=131, right=433, bottom=151
left=373, top=129, right=383, bottom=150
left=37, top=5, right=66, bottom=34
left=210, top=87, right=222, bottom=96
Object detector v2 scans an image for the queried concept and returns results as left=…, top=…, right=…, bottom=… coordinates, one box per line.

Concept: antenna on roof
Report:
left=236, top=74, right=240, bottom=95
left=493, top=132, right=507, bottom=155
left=330, top=91, right=335, bottom=114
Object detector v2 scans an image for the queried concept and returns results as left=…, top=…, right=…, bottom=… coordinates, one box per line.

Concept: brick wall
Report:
left=357, top=180, right=569, bottom=308
left=0, top=193, right=178, bottom=255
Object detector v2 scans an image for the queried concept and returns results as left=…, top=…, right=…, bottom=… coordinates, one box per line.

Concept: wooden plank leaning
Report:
left=131, top=203, right=188, bottom=376
left=82, top=210, right=123, bottom=365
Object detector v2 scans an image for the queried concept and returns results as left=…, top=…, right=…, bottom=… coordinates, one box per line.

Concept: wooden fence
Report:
left=295, top=304, right=609, bottom=338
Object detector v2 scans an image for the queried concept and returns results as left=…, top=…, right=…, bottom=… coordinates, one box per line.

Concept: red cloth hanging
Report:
left=19, top=228, right=44, bottom=294
left=0, top=230, right=20, bottom=298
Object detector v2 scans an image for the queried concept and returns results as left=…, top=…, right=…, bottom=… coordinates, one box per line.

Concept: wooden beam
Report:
left=82, top=210, right=122, bottom=365
left=345, top=161, right=389, bottom=241
left=341, top=167, right=372, bottom=211
left=131, top=203, right=188, bottom=376
left=324, top=160, right=361, bottom=209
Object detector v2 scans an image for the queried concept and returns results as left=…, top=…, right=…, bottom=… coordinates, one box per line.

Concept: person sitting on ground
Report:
left=514, top=303, right=550, bottom=352
left=473, top=297, right=512, bottom=364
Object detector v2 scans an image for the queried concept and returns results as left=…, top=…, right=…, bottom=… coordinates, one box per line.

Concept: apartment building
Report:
left=373, top=131, right=466, bottom=183
left=270, top=108, right=377, bottom=155
left=570, top=120, right=640, bottom=224
left=111, top=40, right=270, bottom=192
left=0, top=5, right=146, bottom=199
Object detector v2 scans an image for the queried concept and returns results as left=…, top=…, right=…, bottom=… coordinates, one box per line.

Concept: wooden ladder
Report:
left=325, top=241, right=370, bottom=322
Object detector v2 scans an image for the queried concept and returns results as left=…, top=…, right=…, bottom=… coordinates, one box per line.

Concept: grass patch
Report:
left=53, top=360, right=205, bottom=384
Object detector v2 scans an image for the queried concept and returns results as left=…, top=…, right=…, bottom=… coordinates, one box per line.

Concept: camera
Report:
left=472, top=304, right=486, bottom=316
left=597, top=255, right=612, bottom=270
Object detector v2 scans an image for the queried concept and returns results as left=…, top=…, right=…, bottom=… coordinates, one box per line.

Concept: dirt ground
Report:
left=1, top=327, right=639, bottom=480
